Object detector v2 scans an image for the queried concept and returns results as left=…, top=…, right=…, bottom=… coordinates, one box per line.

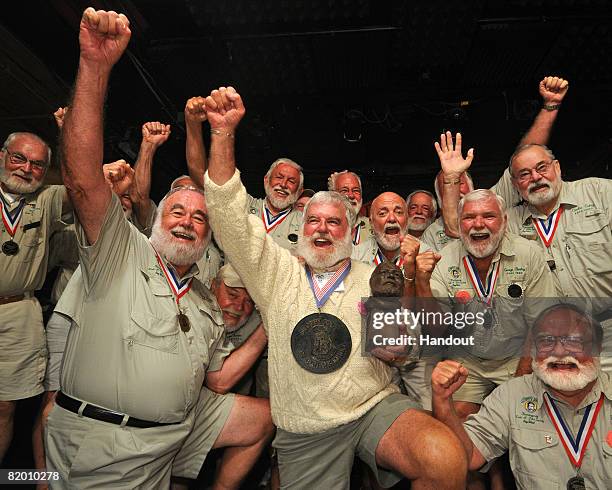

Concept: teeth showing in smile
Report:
left=314, top=238, right=331, bottom=247
left=275, top=189, right=288, bottom=196
left=172, top=231, right=194, bottom=240
left=549, top=362, right=577, bottom=370
left=470, top=233, right=489, bottom=241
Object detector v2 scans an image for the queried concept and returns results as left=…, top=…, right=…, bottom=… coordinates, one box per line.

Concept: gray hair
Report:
left=327, top=170, right=362, bottom=192
left=155, top=185, right=206, bottom=221
left=406, top=189, right=438, bottom=217
left=170, top=174, right=196, bottom=189
left=265, top=157, right=304, bottom=189
left=302, top=191, right=356, bottom=229
left=433, top=170, right=474, bottom=208
left=457, top=189, right=506, bottom=217
left=508, top=144, right=556, bottom=175
left=2, top=132, right=52, bottom=165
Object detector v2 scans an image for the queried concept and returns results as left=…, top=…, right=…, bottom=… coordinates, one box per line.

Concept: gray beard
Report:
left=0, top=167, right=43, bottom=195
left=532, top=356, right=599, bottom=392
left=296, top=231, right=352, bottom=271
left=149, top=223, right=210, bottom=268
left=264, top=182, right=298, bottom=211
left=460, top=228, right=505, bottom=259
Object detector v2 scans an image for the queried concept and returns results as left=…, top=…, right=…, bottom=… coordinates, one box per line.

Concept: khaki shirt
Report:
left=352, top=234, right=431, bottom=265
left=464, top=372, right=612, bottom=489
left=246, top=195, right=301, bottom=252
left=491, top=168, right=522, bottom=208
left=506, top=178, right=612, bottom=300
left=0, top=185, right=66, bottom=296
left=421, top=217, right=458, bottom=253
left=224, top=310, right=262, bottom=395
left=195, top=242, right=223, bottom=288
left=430, top=233, right=558, bottom=359
left=351, top=216, right=373, bottom=256
left=56, top=194, right=230, bottom=423
left=205, top=170, right=398, bottom=434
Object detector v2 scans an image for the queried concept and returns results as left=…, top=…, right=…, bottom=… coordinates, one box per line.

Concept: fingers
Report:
left=83, top=7, right=99, bottom=28
left=226, top=86, right=245, bottom=112
left=466, top=148, right=474, bottom=166
left=455, top=132, right=462, bottom=153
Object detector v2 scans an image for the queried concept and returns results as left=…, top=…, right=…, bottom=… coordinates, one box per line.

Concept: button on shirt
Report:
left=56, top=194, right=230, bottom=423
left=464, top=372, right=612, bottom=489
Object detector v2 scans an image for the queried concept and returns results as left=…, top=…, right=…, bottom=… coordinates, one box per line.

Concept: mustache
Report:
left=222, top=308, right=242, bottom=318
left=170, top=225, right=196, bottom=240
left=383, top=223, right=400, bottom=233
left=528, top=180, right=551, bottom=193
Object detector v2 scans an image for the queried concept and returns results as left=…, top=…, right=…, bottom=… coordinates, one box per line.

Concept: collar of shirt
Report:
left=532, top=371, right=612, bottom=411
left=523, top=180, right=578, bottom=221
left=0, top=184, right=22, bottom=206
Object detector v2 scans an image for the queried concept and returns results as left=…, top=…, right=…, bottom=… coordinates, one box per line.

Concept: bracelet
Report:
left=210, top=128, right=234, bottom=137
left=542, top=103, right=561, bottom=111
left=401, top=266, right=416, bottom=282
left=443, top=179, right=461, bottom=185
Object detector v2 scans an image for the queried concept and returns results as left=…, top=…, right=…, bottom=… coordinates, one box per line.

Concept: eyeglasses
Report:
left=3, top=148, right=49, bottom=171
left=514, top=160, right=554, bottom=183
left=535, top=335, right=589, bottom=353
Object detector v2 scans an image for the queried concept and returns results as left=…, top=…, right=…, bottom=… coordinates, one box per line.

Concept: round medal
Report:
left=177, top=313, right=191, bottom=333
left=291, top=313, right=351, bottom=374
left=2, top=240, right=19, bottom=256
left=287, top=233, right=298, bottom=243
left=507, top=283, right=523, bottom=298
left=566, top=476, right=585, bottom=490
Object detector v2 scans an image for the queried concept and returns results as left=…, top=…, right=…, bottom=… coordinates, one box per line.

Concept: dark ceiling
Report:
left=1, top=0, right=611, bottom=202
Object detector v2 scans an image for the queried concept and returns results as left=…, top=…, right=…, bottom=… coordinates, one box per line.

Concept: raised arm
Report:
left=205, top=323, right=268, bottom=394
left=61, top=8, right=131, bottom=245
left=184, top=96, right=209, bottom=187
left=431, top=361, right=486, bottom=471
left=434, top=131, right=473, bottom=237
left=130, top=121, right=170, bottom=225
left=519, top=76, right=569, bottom=146
left=205, top=87, right=245, bottom=185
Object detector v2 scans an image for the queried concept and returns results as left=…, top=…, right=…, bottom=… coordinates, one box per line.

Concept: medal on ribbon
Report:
left=305, top=259, right=351, bottom=308
left=154, top=251, right=193, bottom=332
left=533, top=207, right=563, bottom=248
left=373, top=248, right=403, bottom=267
left=262, top=203, right=291, bottom=233
left=0, top=193, right=25, bottom=256
left=463, top=255, right=500, bottom=306
left=543, top=392, right=603, bottom=489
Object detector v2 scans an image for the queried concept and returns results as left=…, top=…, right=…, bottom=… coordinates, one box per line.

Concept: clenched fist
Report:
left=79, top=8, right=131, bottom=69
left=141, top=121, right=171, bottom=148
left=539, top=76, right=569, bottom=105
left=205, top=86, right=245, bottom=132
left=53, top=107, right=68, bottom=129
left=103, top=159, right=134, bottom=196
left=400, top=234, right=420, bottom=278
left=415, top=250, right=442, bottom=283
left=185, top=96, right=208, bottom=124
left=431, top=360, right=468, bottom=400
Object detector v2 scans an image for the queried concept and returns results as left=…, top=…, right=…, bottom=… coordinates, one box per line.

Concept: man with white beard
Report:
left=0, top=131, right=70, bottom=463
left=418, top=189, right=557, bottom=420
left=45, top=9, right=273, bottom=488
left=406, top=190, right=437, bottom=239
left=505, top=143, right=612, bottom=371
left=431, top=303, right=612, bottom=489
left=204, top=85, right=468, bottom=488
left=328, top=170, right=372, bottom=250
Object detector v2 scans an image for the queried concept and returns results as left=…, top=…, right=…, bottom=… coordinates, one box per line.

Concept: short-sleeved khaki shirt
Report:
left=464, top=372, right=612, bottom=489
left=506, top=178, right=612, bottom=300
left=0, top=185, right=66, bottom=296
left=246, top=195, right=301, bottom=252
left=351, top=235, right=431, bottom=265
left=430, top=233, right=558, bottom=359
left=421, top=217, right=458, bottom=253
left=490, top=168, right=522, bottom=208
left=56, top=194, right=230, bottom=423
left=195, top=242, right=223, bottom=288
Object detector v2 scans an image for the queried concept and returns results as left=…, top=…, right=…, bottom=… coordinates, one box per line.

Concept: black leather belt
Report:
left=56, top=392, right=177, bottom=428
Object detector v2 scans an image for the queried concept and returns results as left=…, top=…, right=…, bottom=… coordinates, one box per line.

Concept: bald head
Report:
left=370, top=192, right=408, bottom=252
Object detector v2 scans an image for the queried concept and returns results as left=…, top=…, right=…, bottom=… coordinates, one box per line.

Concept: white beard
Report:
left=149, top=222, right=210, bottom=268
left=348, top=198, right=362, bottom=215
left=0, top=165, right=43, bottom=194
left=264, top=181, right=298, bottom=210
left=460, top=227, right=505, bottom=259
left=407, top=215, right=432, bottom=232
left=525, top=177, right=562, bottom=207
left=373, top=223, right=405, bottom=252
left=532, top=356, right=599, bottom=392
left=296, top=229, right=352, bottom=271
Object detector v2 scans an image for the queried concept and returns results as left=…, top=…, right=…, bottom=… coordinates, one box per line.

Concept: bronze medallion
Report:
left=177, top=312, right=191, bottom=332
left=2, top=240, right=19, bottom=256
left=291, top=313, right=351, bottom=374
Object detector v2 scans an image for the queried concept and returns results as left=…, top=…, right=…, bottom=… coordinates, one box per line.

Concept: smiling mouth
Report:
left=385, top=228, right=400, bottom=236
left=530, top=184, right=549, bottom=193
left=314, top=238, right=332, bottom=247
left=548, top=361, right=578, bottom=371
left=274, top=189, right=289, bottom=197
left=172, top=231, right=195, bottom=241
left=13, top=173, right=32, bottom=182
left=470, top=232, right=490, bottom=241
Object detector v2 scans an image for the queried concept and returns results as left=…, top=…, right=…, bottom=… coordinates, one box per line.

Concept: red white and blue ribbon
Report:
left=533, top=207, right=563, bottom=248
left=543, top=392, right=603, bottom=468
left=352, top=222, right=361, bottom=245
left=463, top=255, right=500, bottom=306
left=373, top=248, right=403, bottom=267
left=0, top=193, right=26, bottom=238
left=306, top=259, right=351, bottom=308
left=154, top=251, right=193, bottom=303
left=262, top=203, right=291, bottom=233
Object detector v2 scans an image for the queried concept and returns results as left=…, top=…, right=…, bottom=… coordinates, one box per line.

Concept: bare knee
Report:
left=418, top=421, right=468, bottom=487
left=0, top=401, right=16, bottom=422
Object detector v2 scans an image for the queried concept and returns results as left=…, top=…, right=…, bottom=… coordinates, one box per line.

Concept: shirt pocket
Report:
left=511, top=428, right=561, bottom=488
left=18, top=207, right=45, bottom=264
left=126, top=310, right=179, bottom=354
left=565, top=212, right=612, bottom=277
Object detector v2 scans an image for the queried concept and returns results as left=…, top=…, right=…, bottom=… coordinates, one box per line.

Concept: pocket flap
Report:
left=513, top=429, right=559, bottom=450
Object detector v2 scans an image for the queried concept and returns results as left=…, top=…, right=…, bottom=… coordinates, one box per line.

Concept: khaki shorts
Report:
left=397, top=359, right=435, bottom=411
left=273, top=393, right=419, bottom=489
left=45, top=387, right=234, bottom=488
left=0, top=297, right=47, bottom=400
left=447, top=353, right=519, bottom=404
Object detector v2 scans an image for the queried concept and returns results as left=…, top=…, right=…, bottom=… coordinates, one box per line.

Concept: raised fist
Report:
left=431, top=360, right=468, bottom=400
left=415, top=251, right=442, bottom=283
left=185, top=96, right=208, bottom=124
left=53, top=107, right=68, bottom=129
left=539, top=76, right=569, bottom=105
left=205, top=86, right=245, bottom=131
left=141, top=121, right=171, bottom=148
left=400, top=234, right=420, bottom=267
left=103, top=159, right=134, bottom=196
left=79, top=8, right=131, bottom=68
left=434, top=131, right=474, bottom=178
